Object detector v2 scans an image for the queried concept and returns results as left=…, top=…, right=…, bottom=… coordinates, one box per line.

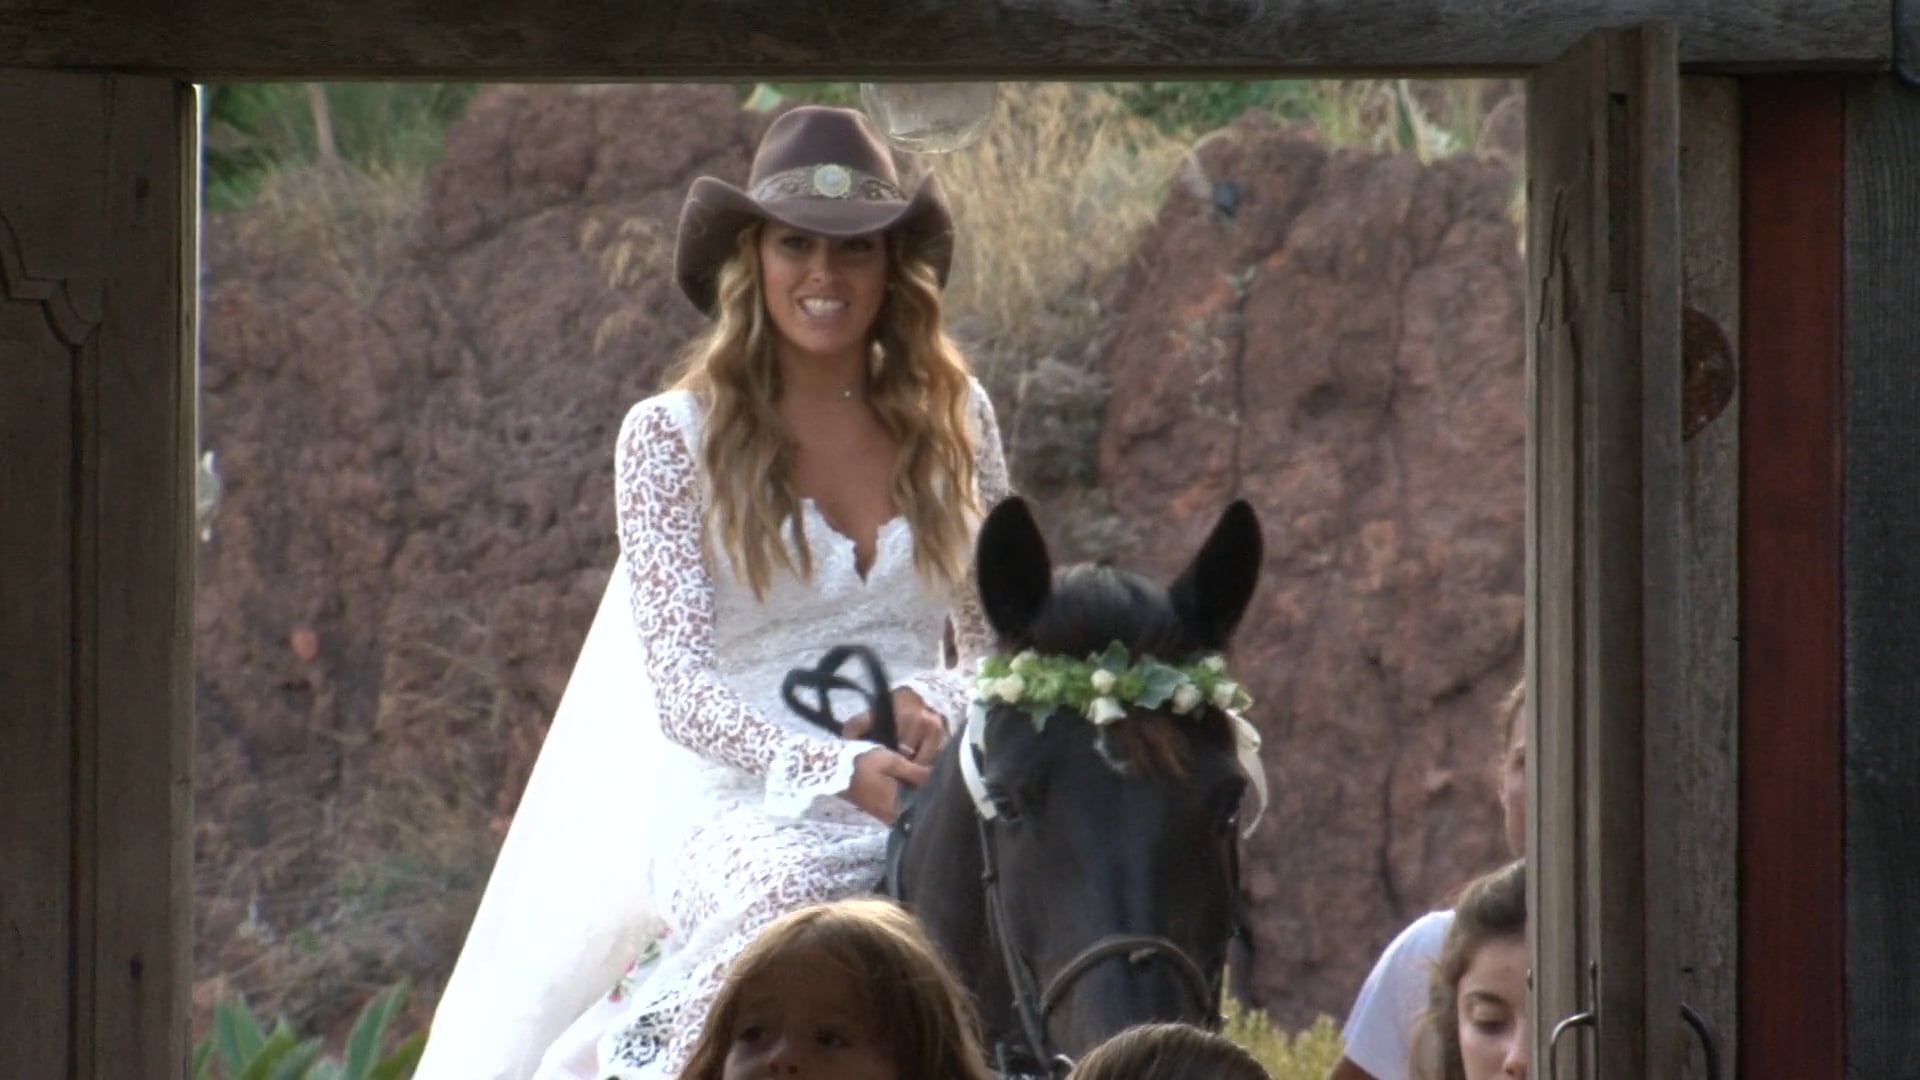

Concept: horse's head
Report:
left=966, top=495, right=1264, bottom=1063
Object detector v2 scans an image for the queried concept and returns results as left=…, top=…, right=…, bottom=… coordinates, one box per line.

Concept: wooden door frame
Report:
left=5, top=5, right=1899, bottom=1073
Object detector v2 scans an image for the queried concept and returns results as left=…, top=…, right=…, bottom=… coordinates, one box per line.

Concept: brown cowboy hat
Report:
left=674, top=105, right=954, bottom=316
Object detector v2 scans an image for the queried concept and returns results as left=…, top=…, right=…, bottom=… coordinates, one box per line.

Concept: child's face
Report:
left=722, top=949, right=898, bottom=1080
left=1456, top=935, right=1530, bottom=1080
left=1501, top=726, right=1527, bottom=859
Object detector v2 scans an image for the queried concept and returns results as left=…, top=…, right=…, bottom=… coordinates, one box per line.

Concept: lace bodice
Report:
left=613, top=382, right=1010, bottom=819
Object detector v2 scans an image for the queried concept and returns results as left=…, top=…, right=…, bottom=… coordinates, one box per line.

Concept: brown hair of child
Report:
left=1068, top=1022, right=1272, bottom=1080
left=674, top=898, right=993, bottom=1080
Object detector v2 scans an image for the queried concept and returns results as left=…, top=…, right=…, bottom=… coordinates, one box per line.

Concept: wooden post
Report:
left=1842, top=73, right=1920, bottom=1079
left=1526, top=23, right=1681, bottom=1080
left=1648, top=74, right=1742, bottom=1080
left=0, top=71, right=196, bottom=1078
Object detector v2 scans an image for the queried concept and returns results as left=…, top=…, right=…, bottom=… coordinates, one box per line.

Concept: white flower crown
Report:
left=972, top=641, right=1253, bottom=730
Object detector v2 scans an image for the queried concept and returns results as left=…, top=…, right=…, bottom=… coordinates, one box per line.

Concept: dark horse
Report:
left=796, top=496, right=1264, bottom=1075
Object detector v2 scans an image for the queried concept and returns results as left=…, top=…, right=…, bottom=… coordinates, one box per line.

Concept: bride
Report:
left=414, top=104, right=1011, bottom=1080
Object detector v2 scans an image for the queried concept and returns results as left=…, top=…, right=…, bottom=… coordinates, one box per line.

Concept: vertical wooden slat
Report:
left=0, top=68, right=108, bottom=1080
left=1527, top=25, right=1680, bottom=1080
left=1737, top=77, right=1846, bottom=1080
left=1619, top=24, right=1680, bottom=1080
left=1659, top=73, right=1742, bottom=1080
left=1526, top=35, right=1599, bottom=1075
left=1842, top=74, right=1920, bottom=1080
left=82, top=75, right=197, bottom=1076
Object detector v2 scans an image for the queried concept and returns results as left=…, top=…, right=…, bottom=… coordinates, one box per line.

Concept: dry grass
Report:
left=231, top=161, right=424, bottom=303
left=923, top=83, right=1189, bottom=379
left=194, top=605, right=520, bottom=1040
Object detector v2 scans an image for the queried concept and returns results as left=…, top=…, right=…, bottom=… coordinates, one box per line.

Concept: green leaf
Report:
left=369, top=1030, right=427, bottom=1080
left=1136, top=662, right=1186, bottom=709
left=191, top=1037, right=215, bottom=1080
left=232, top=1026, right=301, bottom=1080
left=1096, top=641, right=1131, bottom=674
left=1023, top=701, right=1055, bottom=731
left=264, top=1039, right=325, bottom=1080
left=215, top=994, right=269, bottom=1073
left=342, top=980, right=411, bottom=1079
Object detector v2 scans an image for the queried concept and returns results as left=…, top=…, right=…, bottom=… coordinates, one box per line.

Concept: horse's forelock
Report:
left=1018, top=564, right=1197, bottom=661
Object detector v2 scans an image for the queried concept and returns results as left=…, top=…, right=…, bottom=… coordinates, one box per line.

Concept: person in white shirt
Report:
left=1325, top=680, right=1527, bottom=1080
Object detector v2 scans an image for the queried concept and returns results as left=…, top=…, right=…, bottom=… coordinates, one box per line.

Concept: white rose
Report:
left=1089, top=696, right=1127, bottom=724
left=1200, top=655, right=1227, bottom=674
left=1090, top=669, right=1117, bottom=695
left=995, top=674, right=1027, bottom=703
left=1210, top=680, right=1240, bottom=710
left=1171, top=684, right=1204, bottom=715
left=1010, top=650, right=1041, bottom=676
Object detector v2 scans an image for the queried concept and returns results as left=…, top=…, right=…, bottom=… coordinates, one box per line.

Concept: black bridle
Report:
left=785, top=645, right=1237, bottom=1078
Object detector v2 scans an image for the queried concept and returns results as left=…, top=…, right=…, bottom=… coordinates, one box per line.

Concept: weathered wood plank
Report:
left=1525, top=27, right=1593, bottom=1073
left=1653, top=73, right=1740, bottom=1080
left=0, top=69, right=108, bottom=1080
left=1842, top=74, right=1920, bottom=1080
left=1527, top=25, right=1681, bottom=1079
left=1583, top=26, right=1677, bottom=1080
left=76, top=75, right=197, bottom=1078
left=0, top=0, right=1893, bottom=78
left=0, top=206, right=81, bottom=1080
left=1737, top=78, right=1846, bottom=1080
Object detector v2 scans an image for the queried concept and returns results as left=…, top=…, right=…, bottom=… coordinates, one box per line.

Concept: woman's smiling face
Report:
left=757, top=222, right=890, bottom=369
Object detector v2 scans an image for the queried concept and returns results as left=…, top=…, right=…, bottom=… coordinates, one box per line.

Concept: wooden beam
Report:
left=1842, top=74, right=1920, bottom=1079
left=1737, top=77, right=1846, bottom=1080
left=0, top=71, right=194, bottom=1076
left=0, top=0, right=1893, bottom=79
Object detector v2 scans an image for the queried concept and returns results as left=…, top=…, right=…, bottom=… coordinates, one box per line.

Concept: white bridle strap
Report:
left=1228, top=710, right=1268, bottom=837
left=960, top=702, right=999, bottom=819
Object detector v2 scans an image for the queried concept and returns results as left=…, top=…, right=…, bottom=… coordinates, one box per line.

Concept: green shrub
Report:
left=201, top=83, right=477, bottom=211
left=192, top=981, right=425, bottom=1080
left=1223, top=997, right=1346, bottom=1080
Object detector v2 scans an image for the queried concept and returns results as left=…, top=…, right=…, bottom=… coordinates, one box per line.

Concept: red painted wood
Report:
left=1738, top=78, right=1847, bottom=1080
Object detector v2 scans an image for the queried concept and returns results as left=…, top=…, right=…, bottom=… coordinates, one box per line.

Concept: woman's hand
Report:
left=843, top=687, right=949, bottom=767
left=845, top=748, right=931, bottom=824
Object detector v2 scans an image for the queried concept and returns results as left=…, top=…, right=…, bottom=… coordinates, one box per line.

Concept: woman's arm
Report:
left=613, top=396, right=871, bottom=818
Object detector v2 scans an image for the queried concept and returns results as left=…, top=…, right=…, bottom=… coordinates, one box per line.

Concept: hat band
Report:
left=750, top=163, right=905, bottom=204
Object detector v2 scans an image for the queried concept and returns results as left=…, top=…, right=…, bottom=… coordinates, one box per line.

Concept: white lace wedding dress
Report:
left=414, top=382, right=1009, bottom=1080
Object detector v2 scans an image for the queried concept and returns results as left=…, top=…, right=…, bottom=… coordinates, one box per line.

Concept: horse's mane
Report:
left=1003, top=562, right=1235, bottom=780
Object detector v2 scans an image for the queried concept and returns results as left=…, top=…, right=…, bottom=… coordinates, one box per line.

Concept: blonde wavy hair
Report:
left=665, top=222, right=980, bottom=599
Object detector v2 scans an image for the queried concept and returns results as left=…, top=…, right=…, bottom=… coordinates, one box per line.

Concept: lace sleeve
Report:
left=615, top=398, right=867, bottom=816
left=897, top=379, right=1014, bottom=729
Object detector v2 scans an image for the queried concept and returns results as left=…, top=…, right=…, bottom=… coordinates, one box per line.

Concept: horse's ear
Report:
left=975, top=496, right=1053, bottom=643
left=1168, top=500, right=1263, bottom=650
